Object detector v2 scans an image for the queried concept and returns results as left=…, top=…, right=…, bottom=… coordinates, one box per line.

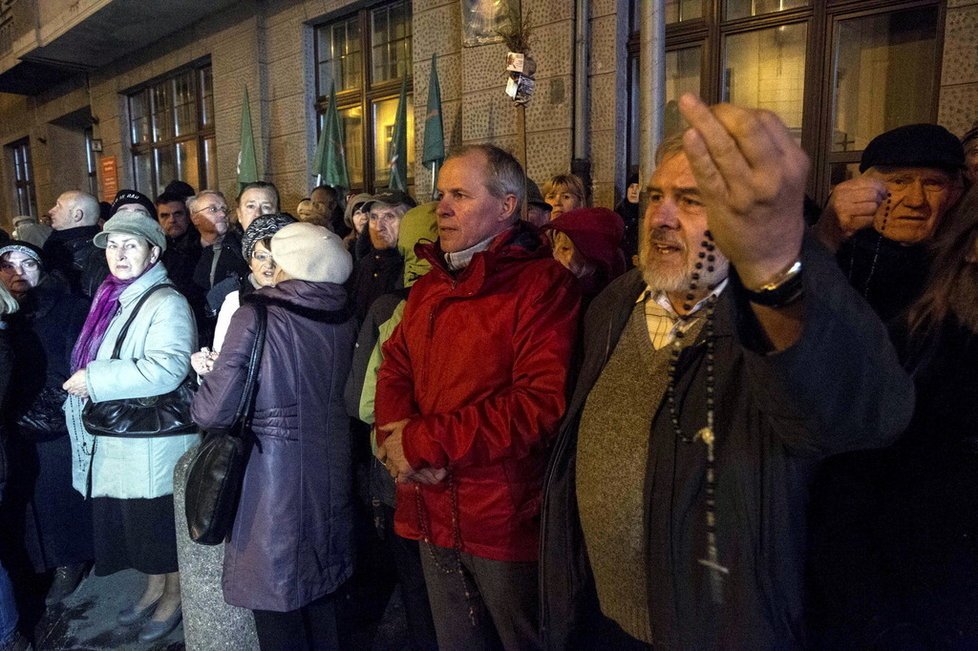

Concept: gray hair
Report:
left=446, top=144, right=525, bottom=209
left=655, top=133, right=687, bottom=166
left=186, top=190, right=227, bottom=215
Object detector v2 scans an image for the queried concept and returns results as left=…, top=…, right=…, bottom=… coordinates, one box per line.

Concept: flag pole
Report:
left=430, top=163, right=437, bottom=200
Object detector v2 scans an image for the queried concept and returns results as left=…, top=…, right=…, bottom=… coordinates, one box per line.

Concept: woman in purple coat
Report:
left=191, top=222, right=356, bottom=651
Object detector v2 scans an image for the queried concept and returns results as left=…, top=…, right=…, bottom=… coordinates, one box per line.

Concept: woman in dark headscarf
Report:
left=0, top=241, right=93, bottom=607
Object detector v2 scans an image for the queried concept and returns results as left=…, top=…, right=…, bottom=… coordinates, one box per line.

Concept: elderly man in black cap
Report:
left=348, top=189, right=417, bottom=323
left=807, top=125, right=965, bottom=646
left=814, top=123, right=965, bottom=320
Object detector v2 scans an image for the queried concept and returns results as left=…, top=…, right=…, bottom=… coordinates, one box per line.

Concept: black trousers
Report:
left=252, top=592, right=339, bottom=651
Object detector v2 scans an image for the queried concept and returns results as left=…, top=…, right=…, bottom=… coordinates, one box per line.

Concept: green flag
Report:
left=388, top=77, right=408, bottom=191
left=422, top=53, right=444, bottom=168
left=237, top=86, right=258, bottom=190
left=313, top=82, right=350, bottom=190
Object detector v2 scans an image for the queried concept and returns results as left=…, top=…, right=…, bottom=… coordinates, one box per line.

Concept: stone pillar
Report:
left=173, top=447, right=259, bottom=650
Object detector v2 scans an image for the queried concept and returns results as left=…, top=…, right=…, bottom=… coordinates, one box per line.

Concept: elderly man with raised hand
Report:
left=41, top=190, right=107, bottom=298
left=538, top=95, right=914, bottom=650
left=375, top=144, right=580, bottom=650
left=814, top=123, right=965, bottom=321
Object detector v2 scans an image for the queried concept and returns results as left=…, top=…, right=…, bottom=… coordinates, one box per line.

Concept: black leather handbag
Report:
left=82, top=284, right=198, bottom=438
left=184, top=301, right=267, bottom=545
left=16, top=386, right=70, bottom=440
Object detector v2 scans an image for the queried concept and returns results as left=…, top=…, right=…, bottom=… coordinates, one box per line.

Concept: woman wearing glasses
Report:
left=192, top=213, right=296, bottom=375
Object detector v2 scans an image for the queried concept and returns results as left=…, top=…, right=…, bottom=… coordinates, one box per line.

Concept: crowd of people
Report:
left=0, top=92, right=975, bottom=651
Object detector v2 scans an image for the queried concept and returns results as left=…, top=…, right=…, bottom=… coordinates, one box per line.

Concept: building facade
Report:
left=0, top=0, right=973, bottom=230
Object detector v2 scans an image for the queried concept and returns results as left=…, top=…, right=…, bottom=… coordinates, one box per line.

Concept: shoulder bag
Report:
left=184, top=300, right=267, bottom=545
left=81, top=284, right=197, bottom=438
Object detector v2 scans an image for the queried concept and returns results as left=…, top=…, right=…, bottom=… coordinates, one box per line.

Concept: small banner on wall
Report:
left=99, top=156, right=118, bottom=203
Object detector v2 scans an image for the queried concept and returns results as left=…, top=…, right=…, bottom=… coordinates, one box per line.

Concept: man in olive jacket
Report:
left=539, top=97, right=914, bottom=649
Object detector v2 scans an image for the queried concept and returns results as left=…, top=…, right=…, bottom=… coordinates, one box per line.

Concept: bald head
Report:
left=48, top=191, right=99, bottom=231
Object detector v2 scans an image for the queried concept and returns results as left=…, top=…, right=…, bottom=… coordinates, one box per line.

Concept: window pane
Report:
left=155, top=146, right=176, bottom=197
left=665, top=46, right=702, bottom=138
left=319, top=17, right=362, bottom=94
left=133, top=152, right=153, bottom=196
left=340, top=106, right=364, bottom=189
left=203, top=137, right=217, bottom=189
left=664, top=0, right=702, bottom=24
left=151, top=82, right=171, bottom=143
left=130, top=90, right=151, bottom=145
left=723, top=23, right=807, bottom=142
left=725, top=0, right=807, bottom=21
left=372, top=94, right=414, bottom=187
left=200, top=67, right=215, bottom=128
left=831, top=8, right=938, bottom=153
left=176, top=141, right=199, bottom=190
left=372, top=2, right=412, bottom=83
left=828, top=161, right=862, bottom=190
left=173, top=72, right=197, bottom=138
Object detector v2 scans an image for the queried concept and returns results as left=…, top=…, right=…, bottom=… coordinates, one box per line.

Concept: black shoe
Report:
left=44, top=563, right=86, bottom=606
left=117, top=596, right=161, bottom=626
left=138, top=607, right=182, bottom=643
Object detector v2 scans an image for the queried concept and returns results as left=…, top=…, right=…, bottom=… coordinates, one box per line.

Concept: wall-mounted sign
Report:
left=100, top=156, right=118, bottom=203
left=461, top=0, right=509, bottom=47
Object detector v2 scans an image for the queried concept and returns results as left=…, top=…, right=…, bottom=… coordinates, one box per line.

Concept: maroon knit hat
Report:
left=542, top=207, right=626, bottom=280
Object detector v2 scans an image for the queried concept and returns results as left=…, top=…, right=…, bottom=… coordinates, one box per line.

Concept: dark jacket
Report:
left=190, top=230, right=249, bottom=347
left=0, top=326, right=12, bottom=500
left=376, top=222, right=580, bottom=562
left=162, top=227, right=202, bottom=301
left=4, top=273, right=88, bottom=435
left=539, top=235, right=914, bottom=649
left=192, top=281, right=357, bottom=612
left=348, top=245, right=402, bottom=323
left=836, top=228, right=928, bottom=322
left=861, top=315, right=978, bottom=649
left=41, top=225, right=107, bottom=298
left=1, top=273, right=92, bottom=571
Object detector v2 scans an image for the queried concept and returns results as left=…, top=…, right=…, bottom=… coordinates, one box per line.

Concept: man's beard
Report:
left=639, top=227, right=729, bottom=295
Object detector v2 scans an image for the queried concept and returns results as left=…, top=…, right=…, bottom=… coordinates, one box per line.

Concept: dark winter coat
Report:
left=41, top=225, right=107, bottom=298
left=0, top=272, right=93, bottom=571
left=539, top=235, right=914, bottom=649
left=836, top=228, right=929, bottom=322
left=192, top=280, right=357, bottom=612
left=348, top=245, right=402, bottom=323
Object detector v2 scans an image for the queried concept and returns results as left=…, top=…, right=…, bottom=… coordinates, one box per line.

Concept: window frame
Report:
left=127, top=59, right=215, bottom=198
left=626, top=0, right=945, bottom=203
left=9, top=137, right=37, bottom=219
left=313, top=1, right=414, bottom=193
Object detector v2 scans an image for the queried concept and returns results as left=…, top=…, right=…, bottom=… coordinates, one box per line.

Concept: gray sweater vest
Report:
left=576, top=299, right=703, bottom=643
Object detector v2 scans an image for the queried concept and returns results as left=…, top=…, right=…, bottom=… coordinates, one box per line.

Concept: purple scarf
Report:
left=70, top=273, right=140, bottom=372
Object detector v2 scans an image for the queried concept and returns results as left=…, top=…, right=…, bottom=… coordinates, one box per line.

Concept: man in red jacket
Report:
left=375, top=144, right=579, bottom=650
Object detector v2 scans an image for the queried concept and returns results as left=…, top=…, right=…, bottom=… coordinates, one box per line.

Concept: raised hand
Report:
left=814, top=176, right=887, bottom=252
left=677, top=93, right=809, bottom=290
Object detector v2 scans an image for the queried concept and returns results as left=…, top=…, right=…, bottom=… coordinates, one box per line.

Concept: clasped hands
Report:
left=375, top=419, right=447, bottom=485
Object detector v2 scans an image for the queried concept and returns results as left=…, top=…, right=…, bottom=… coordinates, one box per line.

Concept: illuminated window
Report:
left=128, top=62, right=215, bottom=197
left=315, top=1, right=414, bottom=192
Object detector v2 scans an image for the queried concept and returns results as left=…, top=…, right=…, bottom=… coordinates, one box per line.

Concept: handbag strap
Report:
left=109, top=283, right=175, bottom=360
left=234, top=301, right=267, bottom=427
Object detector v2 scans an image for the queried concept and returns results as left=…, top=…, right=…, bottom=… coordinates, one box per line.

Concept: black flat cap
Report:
left=860, top=123, right=964, bottom=173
